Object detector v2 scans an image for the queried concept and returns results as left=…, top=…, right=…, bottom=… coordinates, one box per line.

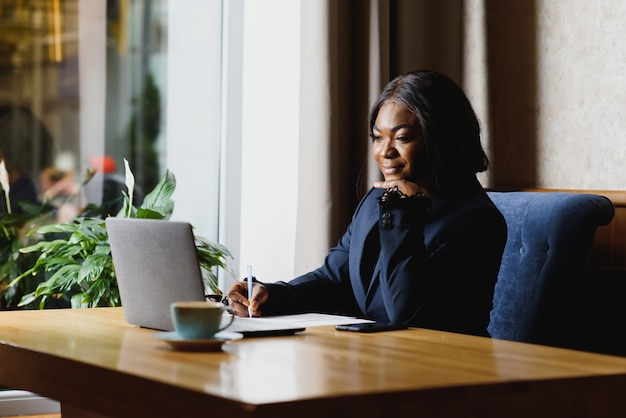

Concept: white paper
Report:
left=223, top=313, right=373, bottom=333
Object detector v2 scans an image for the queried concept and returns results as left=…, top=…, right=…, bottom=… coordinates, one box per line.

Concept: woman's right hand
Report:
left=373, top=179, right=428, bottom=197
left=227, top=281, right=269, bottom=317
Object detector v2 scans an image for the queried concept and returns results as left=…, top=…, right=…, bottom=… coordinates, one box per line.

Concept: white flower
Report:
left=123, top=158, right=135, bottom=215
left=0, top=159, right=11, bottom=214
left=0, top=160, right=9, bottom=192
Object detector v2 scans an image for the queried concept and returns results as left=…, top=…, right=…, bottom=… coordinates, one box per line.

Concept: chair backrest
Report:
left=486, top=191, right=615, bottom=348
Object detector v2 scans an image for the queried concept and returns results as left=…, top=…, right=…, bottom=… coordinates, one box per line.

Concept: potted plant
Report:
left=0, top=160, right=61, bottom=308
left=2, top=159, right=231, bottom=309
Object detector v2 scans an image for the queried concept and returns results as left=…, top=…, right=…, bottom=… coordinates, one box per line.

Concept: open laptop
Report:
left=106, top=217, right=305, bottom=337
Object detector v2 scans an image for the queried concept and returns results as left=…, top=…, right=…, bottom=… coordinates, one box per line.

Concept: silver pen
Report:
left=247, top=265, right=253, bottom=318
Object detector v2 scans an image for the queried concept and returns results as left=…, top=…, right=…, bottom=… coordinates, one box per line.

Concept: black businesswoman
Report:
left=227, top=70, right=507, bottom=337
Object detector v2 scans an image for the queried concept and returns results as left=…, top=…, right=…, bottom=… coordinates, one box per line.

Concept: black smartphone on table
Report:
left=335, top=322, right=408, bottom=333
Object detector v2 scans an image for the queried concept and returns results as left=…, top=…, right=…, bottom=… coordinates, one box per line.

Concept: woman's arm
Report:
left=261, top=227, right=356, bottom=315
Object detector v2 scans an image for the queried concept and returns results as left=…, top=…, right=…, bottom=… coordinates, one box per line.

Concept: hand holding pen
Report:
left=225, top=270, right=269, bottom=317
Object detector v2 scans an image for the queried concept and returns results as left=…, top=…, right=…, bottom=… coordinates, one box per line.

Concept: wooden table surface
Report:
left=1, top=307, right=626, bottom=417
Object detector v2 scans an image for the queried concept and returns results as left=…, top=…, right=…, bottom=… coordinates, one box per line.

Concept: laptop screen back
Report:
left=106, top=217, right=206, bottom=331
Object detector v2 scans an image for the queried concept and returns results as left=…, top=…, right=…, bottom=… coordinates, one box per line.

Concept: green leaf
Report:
left=139, top=169, right=176, bottom=218
left=19, top=239, right=69, bottom=254
left=135, top=208, right=166, bottom=219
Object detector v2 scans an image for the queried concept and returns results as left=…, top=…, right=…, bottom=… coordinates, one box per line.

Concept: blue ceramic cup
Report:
left=170, top=301, right=234, bottom=339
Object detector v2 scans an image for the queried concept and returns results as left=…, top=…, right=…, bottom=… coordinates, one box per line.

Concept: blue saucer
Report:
left=154, top=330, right=243, bottom=351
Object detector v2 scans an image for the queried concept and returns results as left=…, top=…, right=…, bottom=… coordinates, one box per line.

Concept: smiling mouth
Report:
left=381, top=166, right=402, bottom=174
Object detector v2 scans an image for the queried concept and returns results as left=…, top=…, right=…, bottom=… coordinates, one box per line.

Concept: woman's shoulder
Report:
left=431, top=186, right=505, bottom=223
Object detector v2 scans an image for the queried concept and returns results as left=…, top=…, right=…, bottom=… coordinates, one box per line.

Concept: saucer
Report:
left=154, top=331, right=243, bottom=352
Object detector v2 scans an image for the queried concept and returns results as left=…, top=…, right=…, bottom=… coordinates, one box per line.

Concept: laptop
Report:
left=106, top=217, right=305, bottom=337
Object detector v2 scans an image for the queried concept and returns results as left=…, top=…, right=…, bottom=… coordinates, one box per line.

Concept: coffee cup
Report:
left=170, top=301, right=234, bottom=339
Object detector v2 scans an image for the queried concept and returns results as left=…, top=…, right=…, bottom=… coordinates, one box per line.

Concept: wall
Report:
left=473, top=1, right=626, bottom=191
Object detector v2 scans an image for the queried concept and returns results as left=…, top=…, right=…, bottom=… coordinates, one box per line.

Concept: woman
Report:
left=227, top=70, right=507, bottom=336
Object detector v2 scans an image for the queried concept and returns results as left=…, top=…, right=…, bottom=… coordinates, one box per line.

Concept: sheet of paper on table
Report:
left=223, top=313, right=373, bottom=336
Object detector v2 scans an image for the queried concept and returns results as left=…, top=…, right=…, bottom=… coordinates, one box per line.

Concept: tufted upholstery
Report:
left=486, top=191, right=615, bottom=348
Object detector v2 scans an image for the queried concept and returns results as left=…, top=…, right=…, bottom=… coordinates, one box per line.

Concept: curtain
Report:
left=295, top=0, right=380, bottom=275
left=294, top=0, right=473, bottom=275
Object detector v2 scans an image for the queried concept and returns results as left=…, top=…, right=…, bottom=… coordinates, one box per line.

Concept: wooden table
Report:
left=1, top=308, right=626, bottom=418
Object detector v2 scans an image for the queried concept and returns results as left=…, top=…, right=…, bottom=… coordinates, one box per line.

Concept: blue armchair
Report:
left=486, top=191, right=615, bottom=348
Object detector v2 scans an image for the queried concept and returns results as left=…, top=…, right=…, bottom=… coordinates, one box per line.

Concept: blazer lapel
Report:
left=350, top=188, right=383, bottom=315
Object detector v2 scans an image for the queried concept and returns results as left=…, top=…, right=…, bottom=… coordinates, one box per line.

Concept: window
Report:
left=0, top=0, right=223, bottom=238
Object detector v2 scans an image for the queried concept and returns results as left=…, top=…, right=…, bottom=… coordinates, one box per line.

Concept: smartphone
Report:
left=335, top=322, right=408, bottom=333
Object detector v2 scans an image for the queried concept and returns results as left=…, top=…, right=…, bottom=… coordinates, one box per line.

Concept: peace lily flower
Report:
left=123, top=158, right=135, bottom=217
left=0, top=159, right=11, bottom=214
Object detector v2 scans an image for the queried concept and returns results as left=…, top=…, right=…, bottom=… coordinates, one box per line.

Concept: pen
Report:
left=247, top=265, right=253, bottom=318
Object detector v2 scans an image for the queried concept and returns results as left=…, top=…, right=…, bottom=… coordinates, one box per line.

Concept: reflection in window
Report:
left=0, top=0, right=166, bottom=215
left=105, top=0, right=166, bottom=198
left=0, top=0, right=80, bottom=212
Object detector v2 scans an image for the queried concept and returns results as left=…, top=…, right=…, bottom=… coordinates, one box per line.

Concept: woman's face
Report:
left=371, top=102, right=426, bottom=183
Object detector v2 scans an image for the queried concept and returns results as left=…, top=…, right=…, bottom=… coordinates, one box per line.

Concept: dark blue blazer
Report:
left=263, top=182, right=506, bottom=336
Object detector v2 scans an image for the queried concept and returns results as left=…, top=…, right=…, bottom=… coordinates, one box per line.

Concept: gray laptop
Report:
left=106, top=217, right=305, bottom=337
left=106, top=217, right=206, bottom=331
